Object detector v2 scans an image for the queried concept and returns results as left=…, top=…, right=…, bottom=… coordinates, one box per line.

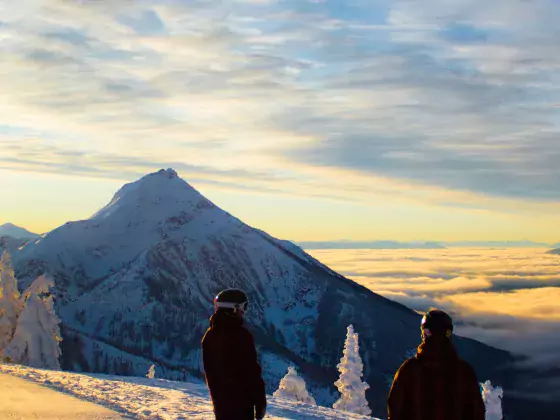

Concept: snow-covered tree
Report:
left=0, top=252, right=22, bottom=356
left=146, top=364, right=156, bottom=379
left=4, top=274, right=62, bottom=370
left=482, top=380, right=503, bottom=420
left=333, top=325, right=371, bottom=416
left=273, top=366, right=316, bottom=405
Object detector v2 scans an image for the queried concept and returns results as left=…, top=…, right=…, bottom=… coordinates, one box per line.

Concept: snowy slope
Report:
left=0, top=364, right=379, bottom=420
left=0, top=371, right=123, bottom=419
left=0, top=223, right=40, bottom=240
left=0, top=236, right=28, bottom=258
left=11, top=168, right=522, bottom=418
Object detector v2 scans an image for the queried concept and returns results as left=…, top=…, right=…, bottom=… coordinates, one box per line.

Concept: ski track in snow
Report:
left=0, top=364, right=380, bottom=420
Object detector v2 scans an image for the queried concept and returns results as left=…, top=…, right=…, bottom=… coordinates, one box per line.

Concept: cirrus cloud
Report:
left=1, top=0, right=560, bottom=213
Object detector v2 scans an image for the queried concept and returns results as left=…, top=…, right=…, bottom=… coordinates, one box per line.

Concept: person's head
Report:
left=214, top=288, right=249, bottom=318
left=421, top=308, right=453, bottom=343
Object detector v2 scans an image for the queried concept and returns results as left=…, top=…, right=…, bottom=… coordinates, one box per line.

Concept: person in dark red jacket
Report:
left=388, top=309, right=485, bottom=420
left=202, top=289, right=267, bottom=420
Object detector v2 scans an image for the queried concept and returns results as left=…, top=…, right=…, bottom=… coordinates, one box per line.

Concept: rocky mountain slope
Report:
left=11, top=169, right=525, bottom=417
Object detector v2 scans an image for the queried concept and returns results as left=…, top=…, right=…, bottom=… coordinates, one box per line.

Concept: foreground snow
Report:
left=0, top=364, right=380, bottom=419
left=0, top=372, right=123, bottom=419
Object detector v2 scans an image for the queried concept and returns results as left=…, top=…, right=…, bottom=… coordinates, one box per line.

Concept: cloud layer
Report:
left=308, top=247, right=560, bottom=372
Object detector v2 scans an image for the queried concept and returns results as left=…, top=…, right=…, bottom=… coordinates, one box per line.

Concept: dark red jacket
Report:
left=202, top=311, right=267, bottom=420
left=388, top=340, right=485, bottom=420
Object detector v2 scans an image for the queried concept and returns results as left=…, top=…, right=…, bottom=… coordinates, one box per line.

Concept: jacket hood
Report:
left=416, top=338, right=458, bottom=364
left=210, top=310, right=244, bottom=330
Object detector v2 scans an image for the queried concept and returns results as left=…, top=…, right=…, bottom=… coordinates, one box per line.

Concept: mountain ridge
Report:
left=0, top=223, right=40, bottom=240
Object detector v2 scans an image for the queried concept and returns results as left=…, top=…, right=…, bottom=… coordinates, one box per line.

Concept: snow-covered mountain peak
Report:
left=15, top=169, right=235, bottom=280
left=91, top=168, right=202, bottom=221
left=158, top=168, right=179, bottom=179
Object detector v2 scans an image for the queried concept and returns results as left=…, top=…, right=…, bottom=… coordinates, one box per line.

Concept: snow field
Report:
left=0, top=364, right=380, bottom=420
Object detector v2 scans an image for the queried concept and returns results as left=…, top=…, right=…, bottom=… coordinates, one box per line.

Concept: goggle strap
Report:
left=215, top=301, right=248, bottom=311
left=423, top=328, right=452, bottom=339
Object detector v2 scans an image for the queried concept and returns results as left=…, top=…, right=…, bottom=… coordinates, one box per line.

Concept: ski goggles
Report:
left=214, top=300, right=249, bottom=312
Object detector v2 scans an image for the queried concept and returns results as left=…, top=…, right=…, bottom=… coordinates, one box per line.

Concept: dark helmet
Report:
left=421, top=308, right=453, bottom=339
left=214, top=289, right=249, bottom=313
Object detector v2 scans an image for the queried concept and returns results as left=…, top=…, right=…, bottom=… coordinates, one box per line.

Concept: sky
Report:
left=1, top=0, right=560, bottom=241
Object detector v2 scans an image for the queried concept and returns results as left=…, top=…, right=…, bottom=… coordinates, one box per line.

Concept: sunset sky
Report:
left=2, top=0, right=560, bottom=242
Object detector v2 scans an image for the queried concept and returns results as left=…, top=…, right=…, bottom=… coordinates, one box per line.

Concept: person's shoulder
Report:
left=239, top=325, right=255, bottom=341
left=397, top=357, right=420, bottom=375
left=457, top=358, right=478, bottom=377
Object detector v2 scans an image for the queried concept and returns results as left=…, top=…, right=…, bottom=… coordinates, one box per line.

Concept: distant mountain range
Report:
left=3, top=223, right=555, bottom=251
left=0, top=223, right=39, bottom=240
left=297, top=240, right=557, bottom=249
left=4, top=169, right=538, bottom=418
left=298, top=240, right=446, bottom=250
left=546, top=248, right=560, bottom=255
left=445, top=240, right=554, bottom=248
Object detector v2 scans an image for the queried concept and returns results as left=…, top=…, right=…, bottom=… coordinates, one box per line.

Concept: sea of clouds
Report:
left=308, top=248, right=560, bottom=377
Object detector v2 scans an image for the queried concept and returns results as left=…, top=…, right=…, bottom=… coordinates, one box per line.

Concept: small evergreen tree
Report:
left=333, top=325, right=371, bottom=416
left=0, top=252, right=22, bottom=357
left=146, top=364, right=156, bottom=379
left=4, top=274, right=62, bottom=369
left=273, top=366, right=316, bottom=405
left=482, top=380, right=503, bottom=420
